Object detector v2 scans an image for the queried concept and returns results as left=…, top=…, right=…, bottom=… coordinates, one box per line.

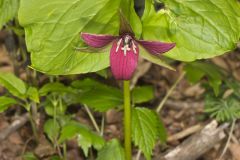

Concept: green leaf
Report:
left=49, top=156, right=61, bottom=160
left=0, top=96, right=17, bottom=112
left=132, top=107, right=166, bottom=160
left=205, top=95, right=240, bottom=122
left=140, top=46, right=175, bottom=70
left=157, top=117, right=167, bottom=143
left=96, top=139, right=125, bottom=160
left=44, top=99, right=67, bottom=116
left=184, top=61, right=224, bottom=95
left=0, top=0, right=19, bottom=29
left=23, top=152, right=38, bottom=160
left=44, top=119, right=60, bottom=143
left=142, top=0, right=240, bottom=61
left=26, top=87, right=39, bottom=103
left=59, top=121, right=105, bottom=156
left=0, top=72, right=26, bottom=98
left=132, top=86, right=154, bottom=104
left=18, top=0, right=121, bottom=75
left=120, top=0, right=142, bottom=38
left=71, top=79, right=122, bottom=112
left=39, top=82, right=75, bottom=96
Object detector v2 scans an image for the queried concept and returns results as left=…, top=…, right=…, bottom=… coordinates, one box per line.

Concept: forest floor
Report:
left=1, top=34, right=240, bottom=160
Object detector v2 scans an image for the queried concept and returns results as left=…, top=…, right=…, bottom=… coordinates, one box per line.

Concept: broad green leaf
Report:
left=132, top=86, right=154, bottom=104
left=0, top=96, right=17, bottom=112
left=140, top=46, right=175, bottom=70
left=142, top=0, right=240, bottom=61
left=132, top=107, right=166, bottom=160
left=18, top=0, right=121, bottom=75
left=0, top=0, right=19, bottom=29
left=71, top=79, right=122, bottom=111
left=96, top=69, right=108, bottom=79
left=96, top=139, right=125, bottom=160
left=184, top=61, right=224, bottom=95
left=26, top=87, right=39, bottom=103
left=39, top=82, right=75, bottom=96
left=59, top=121, right=105, bottom=155
left=0, top=72, right=26, bottom=98
left=121, top=0, right=142, bottom=38
left=44, top=119, right=60, bottom=143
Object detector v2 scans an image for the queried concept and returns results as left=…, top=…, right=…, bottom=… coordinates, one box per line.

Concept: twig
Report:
left=218, top=119, right=236, bottom=160
left=156, top=72, right=185, bottom=113
left=162, top=121, right=229, bottom=160
left=100, top=115, right=105, bottom=136
left=167, top=124, right=203, bottom=142
left=135, top=150, right=141, bottom=160
left=0, top=113, right=29, bottom=141
left=84, top=105, right=100, bottom=133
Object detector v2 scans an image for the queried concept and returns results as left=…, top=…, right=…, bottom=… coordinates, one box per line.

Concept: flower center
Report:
left=116, top=35, right=137, bottom=56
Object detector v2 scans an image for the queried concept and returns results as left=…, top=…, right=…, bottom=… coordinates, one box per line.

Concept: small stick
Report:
left=0, top=113, right=29, bottom=141
left=162, top=121, right=229, bottom=160
left=167, top=124, right=203, bottom=142
left=84, top=105, right=100, bottom=133
left=218, top=119, right=236, bottom=160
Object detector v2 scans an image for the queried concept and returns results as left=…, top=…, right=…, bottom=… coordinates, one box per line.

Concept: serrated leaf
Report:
left=0, top=0, right=19, bottom=29
left=132, top=86, right=154, bottom=104
left=132, top=107, right=166, bottom=160
left=0, top=72, right=26, bottom=98
left=26, top=87, right=39, bottom=103
left=96, top=139, right=125, bottom=160
left=157, top=117, right=167, bottom=143
left=142, top=0, right=240, bottom=62
left=71, top=79, right=122, bottom=112
left=18, top=0, right=122, bottom=75
left=0, top=96, right=17, bottom=112
left=59, top=121, right=105, bottom=156
left=44, top=119, right=60, bottom=143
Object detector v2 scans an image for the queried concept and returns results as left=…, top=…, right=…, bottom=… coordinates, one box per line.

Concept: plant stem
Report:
left=156, top=72, right=185, bottom=113
left=84, top=105, right=100, bottom=133
left=123, top=80, right=132, bottom=160
left=63, top=143, right=67, bottom=160
left=28, top=111, right=39, bottom=142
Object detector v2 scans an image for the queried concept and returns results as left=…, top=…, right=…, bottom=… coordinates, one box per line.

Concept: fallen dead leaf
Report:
left=229, top=143, right=240, bottom=160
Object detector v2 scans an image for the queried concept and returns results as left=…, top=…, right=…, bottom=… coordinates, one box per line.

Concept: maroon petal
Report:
left=81, top=32, right=117, bottom=48
left=110, top=36, right=139, bottom=80
left=137, top=40, right=176, bottom=55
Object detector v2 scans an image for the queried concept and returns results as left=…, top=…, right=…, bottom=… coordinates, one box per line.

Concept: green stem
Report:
left=28, top=111, right=39, bottom=142
left=63, top=143, right=67, bottom=160
left=123, top=80, right=131, bottom=160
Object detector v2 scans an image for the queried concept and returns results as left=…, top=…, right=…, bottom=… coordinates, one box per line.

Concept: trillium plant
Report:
left=81, top=14, right=175, bottom=160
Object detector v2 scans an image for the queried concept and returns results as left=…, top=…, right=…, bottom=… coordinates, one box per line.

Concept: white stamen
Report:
left=121, top=45, right=131, bottom=56
left=132, top=42, right=137, bottom=54
left=116, top=39, right=122, bottom=52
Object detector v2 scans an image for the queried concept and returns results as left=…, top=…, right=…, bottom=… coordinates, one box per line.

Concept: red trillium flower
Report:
left=81, top=15, right=175, bottom=80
